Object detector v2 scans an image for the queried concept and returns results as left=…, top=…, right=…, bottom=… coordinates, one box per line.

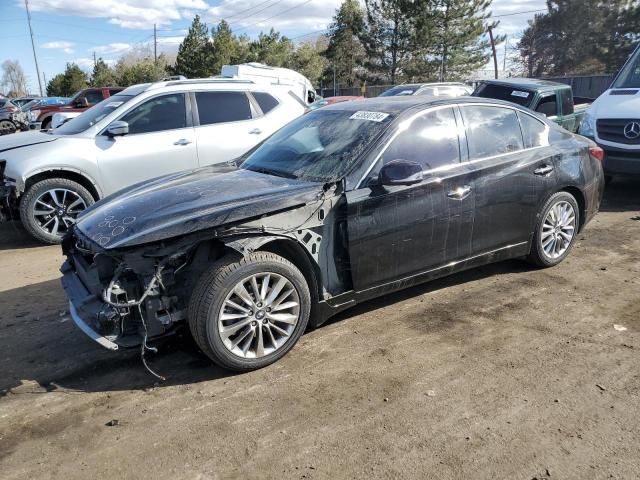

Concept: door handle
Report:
left=174, top=138, right=192, bottom=146
left=447, top=185, right=472, bottom=200
left=534, top=164, right=554, bottom=176
left=249, top=128, right=262, bottom=135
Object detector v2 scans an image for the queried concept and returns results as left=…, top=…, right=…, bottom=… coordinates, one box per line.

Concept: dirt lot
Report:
left=1, top=181, right=639, bottom=480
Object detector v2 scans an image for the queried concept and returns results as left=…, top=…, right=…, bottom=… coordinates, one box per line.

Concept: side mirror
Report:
left=378, top=159, right=423, bottom=186
left=105, top=120, right=129, bottom=137
left=75, top=97, right=89, bottom=108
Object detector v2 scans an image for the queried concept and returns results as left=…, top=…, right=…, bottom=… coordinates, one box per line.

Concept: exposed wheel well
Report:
left=561, top=186, right=586, bottom=231
left=24, top=170, right=100, bottom=201
left=257, top=239, right=322, bottom=306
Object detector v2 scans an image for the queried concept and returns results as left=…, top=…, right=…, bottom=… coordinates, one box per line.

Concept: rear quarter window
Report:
left=252, top=92, right=279, bottom=114
left=461, top=105, right=524, bottom=159
left=517, top=111, right=548, bottom=148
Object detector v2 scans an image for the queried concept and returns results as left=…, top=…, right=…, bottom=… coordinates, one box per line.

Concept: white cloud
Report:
left=41, top=40, right=75, bottom=54
left=94, top=43, right=132, bottom=55
left=27, top=0, right=209, bottom=29
left=72, top=57, right=95, bottom=70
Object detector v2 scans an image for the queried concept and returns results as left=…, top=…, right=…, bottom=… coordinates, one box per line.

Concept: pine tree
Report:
left=359, top=0, right=416, bottom=84
left=325, top=0, right=365, bottom=87
left=91, top=58, right=116, bottom=86
left=248, top=29, right=293, bottom=67
left=211, top=20, right=241, bottom=73
left=290, top=38, right=327, bottom=86
left=170, top=15, right=214, bottom=78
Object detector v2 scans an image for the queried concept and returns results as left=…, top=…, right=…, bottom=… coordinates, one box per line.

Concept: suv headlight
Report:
left=30, top=110, right=40, bottom=122
left=579, top=112, right=595, bottom=138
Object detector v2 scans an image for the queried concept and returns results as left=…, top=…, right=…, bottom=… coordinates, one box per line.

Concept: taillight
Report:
left=589, top=146, right=604, bottom=162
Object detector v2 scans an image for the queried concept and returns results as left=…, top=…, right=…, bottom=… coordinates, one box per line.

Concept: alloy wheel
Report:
left=217, top=272, right=301, bottom=359
left=541, top=200, right=576, bottom=259
left=33, top=188, right=87, bottom=237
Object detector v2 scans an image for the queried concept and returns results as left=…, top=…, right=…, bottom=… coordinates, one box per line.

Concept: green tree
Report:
left=91, top=58, right=116, bottom=86
left=170, top=15, right=214, bottom=78
left=47, top=63, right=88, bottom=96
left=211, top=20, right=241, bottom=73
left=517, top=0, right=640, bottom=76
left=115, top=54, right=170, bottom=86
left=359, top=0, right=416, bottom=84
left=290, top=39, right=327, bottom=86
left=325, top=0, right=366, bottom=87
left=46, top=73, right=66, bottom=96
left=248, top=29, right=293, bottom=67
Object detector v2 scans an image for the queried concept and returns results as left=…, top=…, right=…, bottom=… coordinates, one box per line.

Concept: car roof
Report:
left=325, top=95, right=528, bottom=115
left=479, top=78, right=571, bottom=91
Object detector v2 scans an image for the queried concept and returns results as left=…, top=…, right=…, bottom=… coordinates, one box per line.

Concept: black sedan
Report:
left=61, top=97, right=605, bottom=372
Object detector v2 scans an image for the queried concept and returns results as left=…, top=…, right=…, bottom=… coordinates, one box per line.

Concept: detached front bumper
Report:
left=60, top=260, right=120, bottom=351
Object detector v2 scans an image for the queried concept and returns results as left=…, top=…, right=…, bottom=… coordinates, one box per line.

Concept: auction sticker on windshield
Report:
left=350, top=111, right=390, bottom=122
left=511, top=90, right=530, bottom=98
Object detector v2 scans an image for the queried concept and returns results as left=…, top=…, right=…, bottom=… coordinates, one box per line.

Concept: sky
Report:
left=1, top=0, right=546, bottom=94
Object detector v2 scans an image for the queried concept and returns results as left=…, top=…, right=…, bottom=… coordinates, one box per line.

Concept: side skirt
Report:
left=313, top=241, right=530, bottom=326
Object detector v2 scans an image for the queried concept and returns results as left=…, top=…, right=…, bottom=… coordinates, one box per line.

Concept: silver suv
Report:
left=0, top=78, right=307, bottom=243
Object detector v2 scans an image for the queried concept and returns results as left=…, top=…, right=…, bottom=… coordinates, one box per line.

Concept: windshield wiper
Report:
left=249, top=166, right=298, bottom=180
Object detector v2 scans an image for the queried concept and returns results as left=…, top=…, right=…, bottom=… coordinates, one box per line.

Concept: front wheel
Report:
left=0, top=119, right=16, bottom=135
left=188, top=252, right=311, bottom=371
left=528, top=191, right=580, bottom=267
left=19, top=178, right=95, bottom=244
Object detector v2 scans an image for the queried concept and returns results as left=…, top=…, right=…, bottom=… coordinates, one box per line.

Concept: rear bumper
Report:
left=60, top=260, right=120, bottom=351
left=599, top=145, right=640, bottom=176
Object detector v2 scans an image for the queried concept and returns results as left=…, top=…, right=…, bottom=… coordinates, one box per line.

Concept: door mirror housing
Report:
left=378, top=159, right=424, bottom=186
left=105, top=120, right=129, bottom=137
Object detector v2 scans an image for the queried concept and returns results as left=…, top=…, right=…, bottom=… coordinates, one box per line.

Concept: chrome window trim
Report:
left=355, top=102, right=550, bottom=189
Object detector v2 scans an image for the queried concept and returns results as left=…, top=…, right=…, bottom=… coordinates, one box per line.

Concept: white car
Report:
left=0, top=78, right=308, bottom=243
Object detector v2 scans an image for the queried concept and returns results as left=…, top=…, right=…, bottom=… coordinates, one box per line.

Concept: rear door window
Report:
left=461, top=105, right=524, bottom=159
left=517, top=111, right=548, bottom=148
left=536, top=95, right=558, bottom=117
left=381, top=107, right=461, bottom=171
left=120, top=93, right=187, bottom=134
left=195, top=91, right=252, bottom=125
left=559, top=89, right=574, bottom=115
left=252, top=92, right=279, bottom=114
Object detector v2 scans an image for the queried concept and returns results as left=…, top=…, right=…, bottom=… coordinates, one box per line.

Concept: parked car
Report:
left=309, top=95, right=364, bottom=110
left=60, top=96, right=604, bottom=372
left=473, top=78, right=591, bottom=133
left=380, top=82, right=473, bottom=97
left=51, top=111, right=81, bottom=129
left=0, top=78, right=308, bottom=242
left=29, top=87, right=123, bottom=130
left=21, top=97, right=70, bottom=112
left=12, top=96, right=42, bottom=108
left=0, top=99, right=28, bottom=134
left=579, top=44, right=640, bottom=184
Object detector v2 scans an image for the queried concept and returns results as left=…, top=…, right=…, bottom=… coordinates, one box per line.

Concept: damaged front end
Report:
left=0, top=161, right=19, bottom=222
left=60, top=229, right=197, bottom=352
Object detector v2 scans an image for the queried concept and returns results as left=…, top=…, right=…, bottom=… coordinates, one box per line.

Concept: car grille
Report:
left=597, top=119, right=640, bottom=145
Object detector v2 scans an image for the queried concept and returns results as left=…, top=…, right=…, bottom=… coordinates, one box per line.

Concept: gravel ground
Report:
left=0, top=180, right=639, bottom=480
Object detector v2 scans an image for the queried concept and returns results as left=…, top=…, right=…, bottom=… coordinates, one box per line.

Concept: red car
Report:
left=309, top=95, right=364, bottom=110
left=30, top=87, right=123, bottom=130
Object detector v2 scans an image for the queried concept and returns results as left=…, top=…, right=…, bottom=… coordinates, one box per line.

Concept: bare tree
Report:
left=1, top=60, right=29, bottom=97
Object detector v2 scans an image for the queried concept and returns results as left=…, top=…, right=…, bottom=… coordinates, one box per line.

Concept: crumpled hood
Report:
left=75, top=165, right=323, bottom=250
left=590, top=89, right=640, bottom=118
left=0, top=131, right=58, bottom=153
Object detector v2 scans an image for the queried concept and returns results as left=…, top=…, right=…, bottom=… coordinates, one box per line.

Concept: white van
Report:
left=579, top=45, right=640, bottom=182
left=221, top=63, right=317, bottom=105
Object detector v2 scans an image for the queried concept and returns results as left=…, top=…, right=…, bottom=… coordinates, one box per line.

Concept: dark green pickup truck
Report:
left=472, top=78, right=592, bottom=133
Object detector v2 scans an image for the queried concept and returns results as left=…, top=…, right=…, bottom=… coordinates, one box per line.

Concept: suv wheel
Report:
left=528, top=191, right=579, bottom=267
left=189, top=252, right=311, bottom=371
left=0, top=119, right=16, bottom=134
left=20, top=178, right=94, bottom=244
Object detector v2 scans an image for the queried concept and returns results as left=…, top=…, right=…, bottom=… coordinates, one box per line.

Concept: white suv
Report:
left=0, top=78, right=308, bottom=243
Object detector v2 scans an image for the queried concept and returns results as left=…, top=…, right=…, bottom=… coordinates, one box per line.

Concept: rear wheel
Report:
left=0, top=119, right=16, bottom=134
left=189, top=252, right=311, bottom=371
left=20, top=178, right=94, bottom=244
left=528, top=191, right=579, bottom=267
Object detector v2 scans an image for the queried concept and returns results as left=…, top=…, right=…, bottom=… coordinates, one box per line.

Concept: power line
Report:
left=493, top=9, right=546, bottom=18
left=233, top=0, right=314, bottom=34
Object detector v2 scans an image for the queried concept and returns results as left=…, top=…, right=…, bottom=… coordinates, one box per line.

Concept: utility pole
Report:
left=93, top=51, right=97, bottom=69
left=503, top=35, right=508, bottom=74
left=42, top=71, right=47, bottom=89
left=25, top=0, right=43, bottom=96
left=488, top=25, right=499, bottom=80
left=153, top=24, right=157, bottom=64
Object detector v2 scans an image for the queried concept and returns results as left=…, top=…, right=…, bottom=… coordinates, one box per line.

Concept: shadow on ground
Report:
left=600, top=177, right=640, bottom=213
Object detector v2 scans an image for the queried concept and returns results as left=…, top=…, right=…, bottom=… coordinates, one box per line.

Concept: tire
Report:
left=188, top=252, right=311, bottom=372
left=0, top=119, right=17, bottom=134
left=19, top=178, right=95, bottom=244
left=527, top=191, right=580, bottom=268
